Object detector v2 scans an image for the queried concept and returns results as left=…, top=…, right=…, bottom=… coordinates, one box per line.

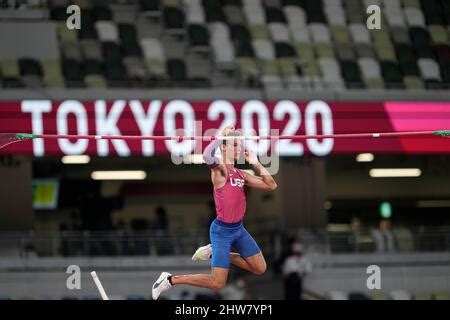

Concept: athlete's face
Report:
left=224, top=138, right=242, bottom=161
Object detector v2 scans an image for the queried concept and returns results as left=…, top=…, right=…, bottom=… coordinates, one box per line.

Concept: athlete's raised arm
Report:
left=243, top=149, right=277, bottom=191
left=202, top=125, right=234, bottom=188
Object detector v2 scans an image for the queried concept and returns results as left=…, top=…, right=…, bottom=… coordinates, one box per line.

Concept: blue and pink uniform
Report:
left=203, top=140, right=261, bottom=269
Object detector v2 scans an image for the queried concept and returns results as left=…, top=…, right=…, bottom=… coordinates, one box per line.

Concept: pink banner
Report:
left=0, top=100, right=449, bottom=156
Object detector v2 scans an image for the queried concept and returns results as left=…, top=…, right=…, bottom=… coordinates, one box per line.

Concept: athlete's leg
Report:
left=170, top=267, right=228, bottom=290
left=242, top=252, right=267, bottom=275
left=232, top=227, right=267, bottom=275
left=229, top=252, right=253, bottom=272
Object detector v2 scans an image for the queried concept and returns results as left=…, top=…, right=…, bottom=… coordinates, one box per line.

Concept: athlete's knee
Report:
left=210, top=277, right=226, bottom=290
left=252, top=261, right=267, bottom=275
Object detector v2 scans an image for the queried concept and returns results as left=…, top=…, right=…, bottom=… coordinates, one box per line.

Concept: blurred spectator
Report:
left=153, top=206, right=172, bottom=255
left=131, top=218, right=150, bottom=255
left=273, top=236, right=297, bottom=274
left=220, top=276, right=251, bottom=300
left=115, top=219, right=133, bottom=255
left=154, top=206, right=168, bottom=231
left=282, top=240, right=312, bottom=300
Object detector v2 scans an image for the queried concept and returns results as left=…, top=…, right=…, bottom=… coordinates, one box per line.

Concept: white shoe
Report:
left=192, top=244, right=212, bottom=261
left=152, top=272, right=172, bottom=300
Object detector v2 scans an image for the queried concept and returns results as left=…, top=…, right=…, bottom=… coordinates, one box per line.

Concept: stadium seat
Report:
left=249, top=24, right=270, bottom=40
left=410, top=27, right=431, bottom=49
left=243, top=0, right=265, bottom=25
left=95, top=21, right=119, bottom=43
left=57, top=21, right=78, bottom=44
left=404, top=75, right=424, bottom=89
left=118, top=23, right=138, bottom=45
left=80, top=39, right=103, bottom=61
left=402, top=0, right=420, bottom=9
left=163, top=0, right=181, bottom=7
left=1, top=60, right=20, bottom=79
left=50, top=6, right=69, bottom=21
left=380, top=61, right=404, bottom=88
left=224, top=5, right=245, bottom=25
left=340, top=60, right=363, bottom=88
left=204, top=3, right=226, bottom=23
left=140, top=0, right=160, bottom=12
left=230, top=24, right=252, bottom=46
left=61, top=42, right=82, bottom=61
left=355, top=43, right=376, bottom=59
left=275, top=42, right=296, bottom=57
left=167, top=59, right=187, bottom=82
left=186, top=0, right=205, bottom=24
left=428, top=25, right=449, bottom=44
left=188, top=24, right=210, bottom=47
left=284, top=6, right=307, bottom=30
left=391, top=27, right=411, bottom=45
left=318, top=57, right=344, bottom=89
left=304, top=0, right=326, bottom=23
left=349, top=24, right=371, bottom=44
left=102, top=42, right=123, bottom=63
left=123, top=56, right=148, bottom=81
left=236, top=57, right=259, bottom=85
left=92, top=6, right=113, bottom=21
left=315, top=43, right=335, bottom=58
left=265, top=7, right=286, bottom=23
left=122, top=41, right=143, bottom=58
left=261, top=60, right=279, bottom=76
left=84, top=74, right=107, bottom=88
left=290, top=25, right=310, bottom=43
left=84, top=59, right=103, bottom=76
left=385, top=7, right=406, bottom=27
left=331, top=25, right=351, bottom=44
left=163, top=7, right=185, bottom=29
left=404, top=7, right=426, bottom=27
left=261, top=74, right=283, bottom=90
left=62, top=58, right=84, bottom=84
left=345, top=0, right=364, bottom=24
left=390, top=290, right=411, bottom=300
left=268, top=23, right=291, bottom=42
left=19, top=58, right=43, bottom=77
left=42, top=60, right=65, bottom=88
left=324, top=2, right=346, bottom=26
left=141, top=38, right=165, bottom=60
left=278, top=58, right=297, bottom=77
left=358, top=58, right=382, bottom=81
left=336, top=44, right=356, bottom=60
left=104, top=63, right=127, bottom=87
left=418, top=58, right=441, bottom=81
left=263, top=0, right=281, bottom=8
left=253, top=39, right=276, bottom=60
left=309, top=23, right=331, bottom=43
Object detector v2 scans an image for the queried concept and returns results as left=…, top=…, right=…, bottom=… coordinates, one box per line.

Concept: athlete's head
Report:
left=220, top=129, right=242, bottom=163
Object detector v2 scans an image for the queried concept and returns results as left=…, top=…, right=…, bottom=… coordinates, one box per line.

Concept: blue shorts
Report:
left=209, top=218, right=261, bottom=269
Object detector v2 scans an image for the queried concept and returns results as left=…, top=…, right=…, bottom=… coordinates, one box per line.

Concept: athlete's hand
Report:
left=221, top=125, right=235, bottom=137
left=244, top=149, right=259, bottom=165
